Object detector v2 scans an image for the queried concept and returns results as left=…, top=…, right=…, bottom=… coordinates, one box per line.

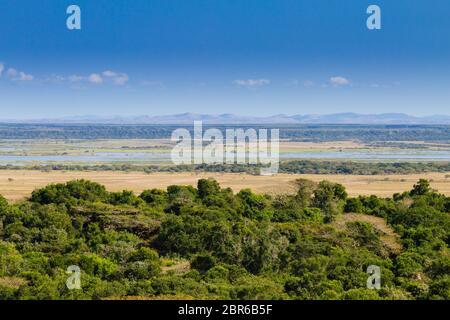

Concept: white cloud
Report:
left=112, top=73, right=129, bottom=85
left=88, top=73, right=103, bottom=84
left=102, top=70, right=129, bottom=85
left=329, top=76, right=350, bottom=86
left=0, top=63, right=128, bottom=86
left=58, top=70, right=129, bottom=86
left=5, top=67, right=33, bottom=81
left=233, top=79, right=270, bottom=88
left=102, top=70, right=117, bottom=77
left=7, top=68, right=18, bottom=79
left=18, top=72, right=33, bottom=81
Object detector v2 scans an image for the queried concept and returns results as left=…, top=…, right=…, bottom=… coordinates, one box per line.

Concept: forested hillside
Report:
left=0, top=178, right=449, bottom=300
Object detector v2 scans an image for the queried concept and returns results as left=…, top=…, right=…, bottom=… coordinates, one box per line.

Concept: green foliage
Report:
left=294, top=179, right=317, bottom=208
left=344, top=198, right=364, bottom=213
left=109, top=190, right=145, bottom=207
left=191, top=254, right=216, bottom=273
left=237, top=189, right=272, bottom=220
left=30, top=180, right=108, bottom=205
left=0, top=178, right=448, bottom=300
left=140, top=189, right=167, bottom=206
left=342, top=288, right=382, bottom=300
left=197, top=179, right=221, bottom=199
left=410, top=179, right=432, bottom=196
left=79, top=253, right=119, bottom=279
left=0, top=195, right=8, bottom=212
left=312, top=181, right=347, bottom=222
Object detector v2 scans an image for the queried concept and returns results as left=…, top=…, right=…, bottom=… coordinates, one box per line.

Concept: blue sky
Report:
left=0, top=0, right=449, bottom=118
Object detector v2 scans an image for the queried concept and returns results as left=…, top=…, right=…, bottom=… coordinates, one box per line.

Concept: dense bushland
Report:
left=0, top=178, right=448, bottom=300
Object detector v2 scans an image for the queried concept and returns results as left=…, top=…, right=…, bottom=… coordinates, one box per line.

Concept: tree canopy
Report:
left=0, top=178, right=448, bottom=300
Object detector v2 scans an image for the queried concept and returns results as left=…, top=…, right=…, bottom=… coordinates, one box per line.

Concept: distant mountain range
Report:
left=3, top=113, right=450, bottom=125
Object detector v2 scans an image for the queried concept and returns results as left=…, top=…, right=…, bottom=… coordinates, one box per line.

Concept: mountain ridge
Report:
left=2, top=112, right=450, bottom=125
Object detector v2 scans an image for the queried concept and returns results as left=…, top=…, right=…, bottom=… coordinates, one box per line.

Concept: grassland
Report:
left=0, top=135, right=449, bottom=201
left=1, top=170, right=449, bottom=201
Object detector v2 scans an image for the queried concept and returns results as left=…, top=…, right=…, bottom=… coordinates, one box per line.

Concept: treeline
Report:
left=0, top=178, right=449, bottom=300
left=2, top=160, right=450, bottom=175
left=279, top=160, right=450, bottom=175
left=0, top=123, right=449, bottom=141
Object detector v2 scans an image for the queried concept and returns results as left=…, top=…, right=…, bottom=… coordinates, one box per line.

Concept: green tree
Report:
left=294, top=179, right=317, bottom=208
left=410, top=179, right=431, bottom=196
left=197, top=179, right=221, bottom=199
left=312, top=181, right=347, bottom=222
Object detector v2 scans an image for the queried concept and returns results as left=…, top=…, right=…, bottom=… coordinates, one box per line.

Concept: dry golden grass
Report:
left=0, top=170, right=449, bottom=201
left=0, top=276, right=28, bottom=289
left=161, top=260, right=191, bottom=275
left=334, top=213, right=402, bottom=254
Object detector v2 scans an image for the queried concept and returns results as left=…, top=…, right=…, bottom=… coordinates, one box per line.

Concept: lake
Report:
left=0, top=149, right=449, bottom=165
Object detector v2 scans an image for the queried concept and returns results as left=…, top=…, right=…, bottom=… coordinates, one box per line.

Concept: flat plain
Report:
left=0, top=170, right=449, bottom=201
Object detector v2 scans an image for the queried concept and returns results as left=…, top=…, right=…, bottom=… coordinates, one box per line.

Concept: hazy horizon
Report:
left=2, top=111, right=450, bottom=120
left=2, top=111, right=450, bottom=126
